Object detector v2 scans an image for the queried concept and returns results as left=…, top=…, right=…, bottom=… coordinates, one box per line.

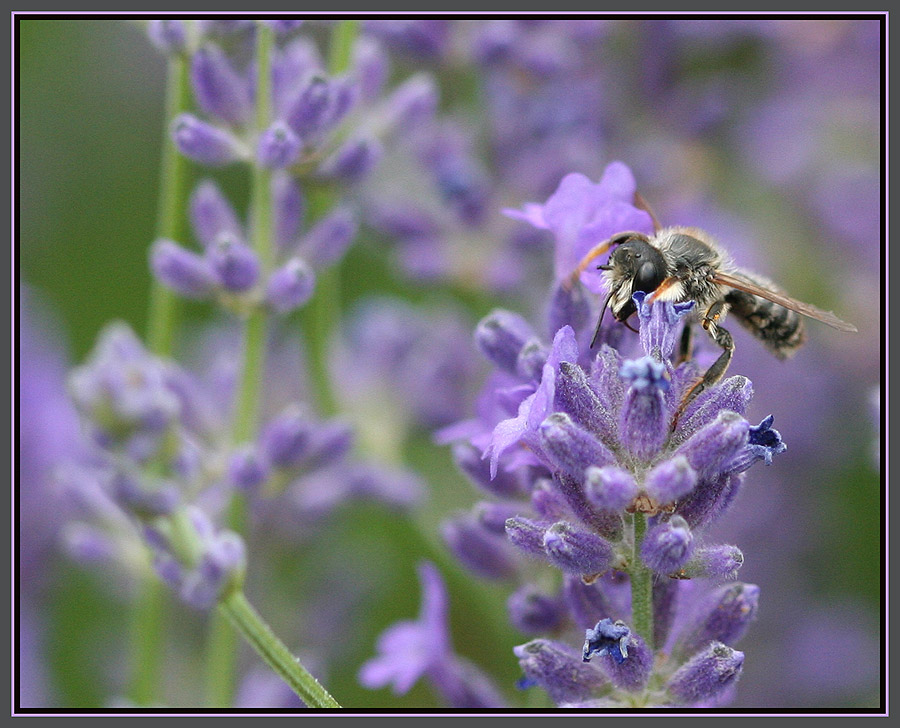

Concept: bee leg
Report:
left=675, top=323, right=693, bottom=365
left=673, top=302, right=733, bottom=425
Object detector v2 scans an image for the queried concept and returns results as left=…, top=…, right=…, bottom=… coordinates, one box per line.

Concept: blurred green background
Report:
left=18, top=17, right=882, bottom=710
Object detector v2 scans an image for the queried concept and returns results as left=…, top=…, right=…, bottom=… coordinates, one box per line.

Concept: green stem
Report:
left=129, top=50, right=192, bottom=708
left=219, top=590, right=341, bottom=708
left=629, top=512, right=654, bottom=648
left=328, top=19, right=360, bottom=74
left=204, top=22, right=276, bottom=708
left=147, top=52, right=192, bottom=358
left=127, top=575, right=166, bottom=706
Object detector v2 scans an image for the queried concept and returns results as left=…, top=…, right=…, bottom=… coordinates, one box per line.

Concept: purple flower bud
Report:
left=554, top=361, right=607, bottom=434
left=675, top=375, right=754, bottom=439
left=318, top=136, right=382, bottom=182
left=539, top=412, right=616, bottom=480
left=644, top=455, right=697, bottom=506
left=529, top=478, right=570, bottom=520
left=474, top=501, right=524, bottom=535
left=383, top=73, right=439, bottom=134
left=474, top=310, right=537, bottom=374
left=147, top=20, right=188, bottom=54
left=150, top=239, right=217, bottom=299
left=302, top=420, right=355, bottom=470
left=542, top=521, right=614, bottom=575
left=272, top=172, right=305, bottom=251
left=619, top=357, right=669, bottom=461
left=228, top=445, right=270, bottom=491
left=641, top=516, right=694, bottom=575
left=286, top=73, right=332, bottom=138
left=680, top=545, right=744, bottom=580
left=677, top=582, right=760, bottom=658
left=547, top=280, right=592, bottom=347
left=61, top=523, right=116, bottom=564
left=554, top=471, right=622, bottom=540
left=172, top=113, right=244, bottom=166
left=590, top=344, right=626, bottom=415
left=300, top=207, right=357, bottom=268
left=673, top=411, right=749, bottom=481
left=666, top=642, right=744, bottom=706
left=515, top=339, right=548, bottom=380
left=111, top=470, right=180, bottom=518
left=257, top=121, right=301, bottom=168
left=452, top=442, right=525, bottom=498
left=633, top=292, right=695, bottom=361
left=190, top=44, right=252, bottom=126
left=582, top=617, right=630, bottom=663
left=189, top=180, right=244, bottom=250
left=507, top=585, right=565, bottom=635
left=441, top=513, right=517, bottom=580
left=265, top=258, right=315, bottom=314
left=505, top=516, right=547, bottom=558
left=513, top=639, right=607, bottom=705
left=562, top=574, right=617, bottom=630
left=583, top=465, right=638, bottom=513
left=353, top=35, right=389, bottom=101
left=597, top=632, right=654, bottom=693
left=207, top=234, right=260, bottom=292
left=261, top=407, right=313, bottom=468
left=675, top=472, right=742, bottom=530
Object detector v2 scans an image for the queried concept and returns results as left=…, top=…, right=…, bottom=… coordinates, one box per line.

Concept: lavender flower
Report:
left=435, top=164, right=789, bottom=707
left=359, top=562, right=506, bottom=708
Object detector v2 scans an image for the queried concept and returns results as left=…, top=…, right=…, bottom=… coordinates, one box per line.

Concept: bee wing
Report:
left=712, top=271, right=858, bottom=332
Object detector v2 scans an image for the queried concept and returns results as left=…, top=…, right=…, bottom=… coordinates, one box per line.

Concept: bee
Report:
left=569, top=224, right=858, bottom=406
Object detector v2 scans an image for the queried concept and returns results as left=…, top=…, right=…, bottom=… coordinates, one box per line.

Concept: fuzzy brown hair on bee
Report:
left=570, top=225, right=857, bottom=410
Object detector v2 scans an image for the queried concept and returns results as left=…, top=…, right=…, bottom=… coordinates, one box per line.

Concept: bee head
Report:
left=599, top=238, right=668, bottom=322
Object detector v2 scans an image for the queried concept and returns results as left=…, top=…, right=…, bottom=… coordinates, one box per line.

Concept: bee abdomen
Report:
left=724, top=288, right=805, bottom=359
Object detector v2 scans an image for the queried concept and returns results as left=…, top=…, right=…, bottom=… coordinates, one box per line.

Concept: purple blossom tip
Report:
left=583, top=465, right=638, bottom=513
left=172, top=113, right=244, bottom=166
left=265, top=258, right=315, bottom=314
left=150, top=239, right=217, bottom=299
left=208, top=234, right=260, bottom=292
left=257, top=121, right=301, bottom=169
left=666, top=642, right=744, bottom=706
left=644, top=455, right=698, bottom=505
left=475, top=309, right=536, bottom=374
left=748, top=415, right=787, bottom=464
left=582, top=617, right=630, bottom=663
left=542, top=520, right=614, bottom=575
left=619, top=356, right=669, bottom=392
left=634, top=291, right=695, bottom=360
left=190, top=43, right=252, bottom=126
left=640, top=515, right=695, bottom=574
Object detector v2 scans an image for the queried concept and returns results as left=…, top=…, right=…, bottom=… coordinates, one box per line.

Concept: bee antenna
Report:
left=590, top=289, right=615, bottom=349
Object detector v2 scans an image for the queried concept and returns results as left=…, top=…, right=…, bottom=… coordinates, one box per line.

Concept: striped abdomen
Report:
left=724, top=276, right=806, bottom=359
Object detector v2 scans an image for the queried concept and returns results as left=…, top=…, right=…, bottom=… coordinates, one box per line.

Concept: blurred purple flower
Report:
left=359, top=562, right=506, bottom=708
